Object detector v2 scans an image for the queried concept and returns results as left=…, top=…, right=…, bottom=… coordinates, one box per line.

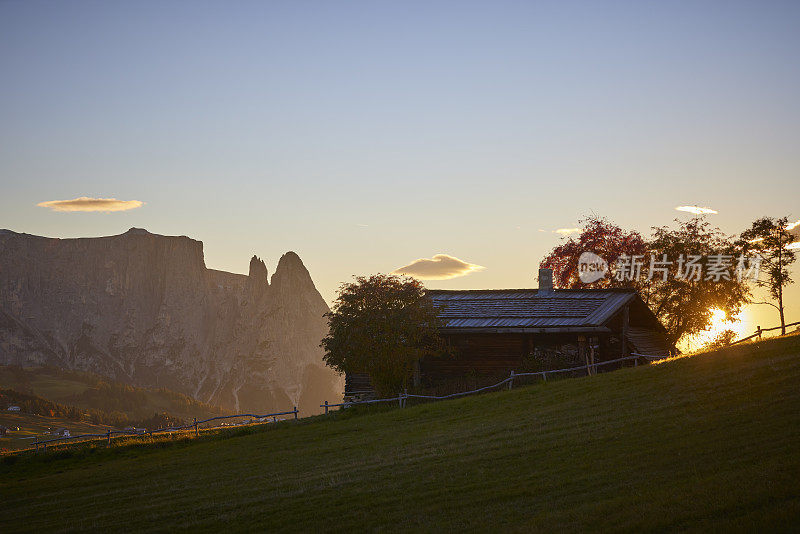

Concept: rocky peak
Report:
left=270, top=252, right=325, bottom=309
left=271, top=251, right=309, bottom=285
left=249, top=255, right=269, bottom=283
left=248, top=255, right=269, bottom=296
left=125, top=227, right=150, bottom=235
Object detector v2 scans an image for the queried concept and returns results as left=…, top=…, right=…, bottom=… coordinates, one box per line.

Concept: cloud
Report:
left=554, top=227, right=581, bottom=235
left=37, top=197, right=144, bottom=212
left=393, top=254, right=486, bottom=280
left=675, top=205, right=718, bottom=215
left=787, top=220, right=800, bottom=247
left=749, top=219, right=800, bottom=247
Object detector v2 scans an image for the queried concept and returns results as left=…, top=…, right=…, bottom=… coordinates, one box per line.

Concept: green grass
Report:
left=0, top=412, right=113, bottom=452
left=2, top=336, right=800, bottom=532
left=0, top=365, right=222, bottom=421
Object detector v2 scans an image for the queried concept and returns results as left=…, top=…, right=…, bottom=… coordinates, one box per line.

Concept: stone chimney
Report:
left=538, top=268, right=554, bottom=292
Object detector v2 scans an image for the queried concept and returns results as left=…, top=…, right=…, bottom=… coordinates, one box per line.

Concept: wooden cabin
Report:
left=344, top=269, right=675, bottom=400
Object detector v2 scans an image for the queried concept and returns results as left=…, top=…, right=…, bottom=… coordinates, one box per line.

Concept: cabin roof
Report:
left=428, top=289, right=637, bottom=330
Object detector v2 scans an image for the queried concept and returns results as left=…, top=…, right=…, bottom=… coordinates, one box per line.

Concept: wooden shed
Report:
left=344, top=269, right=675, bottom=400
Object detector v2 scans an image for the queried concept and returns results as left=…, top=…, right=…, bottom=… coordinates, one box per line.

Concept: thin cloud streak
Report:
left=37, top=197, right=144, bottom=212
left=787, top=219, right=800, bottom=245
left=675, top=205, right=718, bottom=215
left=748, top=218, right=799, bottom=246
left=554, top=228, right=580, bottom=235
left=393, top=254, right=485, bottom=280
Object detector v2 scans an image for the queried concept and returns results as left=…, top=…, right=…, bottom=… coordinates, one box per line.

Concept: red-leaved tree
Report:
left=540, top=215, right=751, bottom=345
left=539, top=216, right=648, bottom=289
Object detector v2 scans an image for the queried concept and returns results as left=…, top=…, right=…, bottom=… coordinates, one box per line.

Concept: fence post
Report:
left=634, top=356, right=638, bottom=367
left=194, top=417, right=198, bottom=437
left=508, top=370, right=515, bottom=390
left=324, top=400, right=329, bottom=415
left=293, top=406, right=298, bottom=420
left=404, top=388, right=408, bottom=408
left=542, top=371, right=547, bottom=382
left=34, top=439, right=38, bottom=452
left=106, top=430, right=111, bottom=446
left=756, top=326, right=762, bottom=340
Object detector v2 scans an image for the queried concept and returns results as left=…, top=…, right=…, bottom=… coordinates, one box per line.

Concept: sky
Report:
left=1, top=1, right=799, bottom=343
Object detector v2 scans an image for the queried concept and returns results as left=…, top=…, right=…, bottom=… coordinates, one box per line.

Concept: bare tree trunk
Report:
left=779, top=284, right=786, bottom=335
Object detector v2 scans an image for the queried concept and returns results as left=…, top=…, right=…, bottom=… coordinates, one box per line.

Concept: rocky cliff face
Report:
left=0, top=228, right=342, bottom=415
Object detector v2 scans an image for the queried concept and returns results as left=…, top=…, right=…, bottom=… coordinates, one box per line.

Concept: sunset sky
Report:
left=1, top=1, right=799, bottom=344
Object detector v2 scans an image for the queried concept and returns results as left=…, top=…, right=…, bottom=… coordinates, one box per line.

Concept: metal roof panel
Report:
left=428, top=288, right=637, bottom=330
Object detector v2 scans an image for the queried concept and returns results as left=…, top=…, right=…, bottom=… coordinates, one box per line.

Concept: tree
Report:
left=646, top=217, right=750, bottom=345
left=540, top=216, right=648, bottom=289
left=738, top=216, right=797, bottom=335
left=540, top=216, right=750, bottom=345
left=320, top=274, right=447, bottom=396
left=704, top=329, right=737, bottom=351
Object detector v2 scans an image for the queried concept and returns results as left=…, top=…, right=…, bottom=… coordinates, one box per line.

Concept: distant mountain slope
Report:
left=0, top=365, right=223, bottom=421
left=0, top=228, right=342, bottom=414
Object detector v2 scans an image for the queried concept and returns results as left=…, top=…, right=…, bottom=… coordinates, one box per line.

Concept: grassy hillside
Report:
left=2, top=336, right=800, bottom=532
left=0, top=387, right=199, bottom=452
left=0, top=365, right=223, bottom=421
left=0, top=412, right=112, bottom=452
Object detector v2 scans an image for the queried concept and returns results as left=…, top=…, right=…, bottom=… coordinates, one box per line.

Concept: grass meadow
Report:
left=2, top=336, right=799, bottom=532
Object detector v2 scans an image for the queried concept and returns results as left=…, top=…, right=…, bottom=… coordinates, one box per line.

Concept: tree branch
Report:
left=751, top=300, right=781, bottom=311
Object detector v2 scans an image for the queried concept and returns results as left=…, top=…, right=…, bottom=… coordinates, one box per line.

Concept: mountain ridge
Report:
left=0, top=227, right=342, bottom=415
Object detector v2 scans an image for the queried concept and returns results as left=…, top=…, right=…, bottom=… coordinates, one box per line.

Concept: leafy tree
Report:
left=737, top=216, right=797, bottom=335
left=540, top=216, right=648, bottom=289
left=321, top=274, right=447, bottom=396
left=541, top=216, right=750, bottom=345
left=646, top=217, right=750, bottom=345
left=704, top=329, right=737, bottom=351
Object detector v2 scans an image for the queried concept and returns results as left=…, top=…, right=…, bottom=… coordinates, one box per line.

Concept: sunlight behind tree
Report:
left=683, top=308, right=749, bottom=352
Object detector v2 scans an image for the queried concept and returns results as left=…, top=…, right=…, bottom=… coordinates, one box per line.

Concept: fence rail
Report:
left=13, top=320, right=797, bottom=455
left=29, top=407, right=299, bottom=453
left=13, top=349, right=689, bottom=453
left=321, top=352, right=667, bottom=412
left=729, top=320, right=800, bottom=346
left=327, top=317, right=798, bottom=413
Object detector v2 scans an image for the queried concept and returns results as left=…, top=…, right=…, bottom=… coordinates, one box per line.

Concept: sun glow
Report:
left=689, top=308, right=748, bottom=351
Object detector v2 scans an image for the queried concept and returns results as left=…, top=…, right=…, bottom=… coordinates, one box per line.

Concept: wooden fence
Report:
left=321, top=353, right=665, bottom=413
left=29, top=407, right=299, bottom=453
left=729, top=320, right=800, bottom=346
left=25, top=333, right=771, bottom=454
